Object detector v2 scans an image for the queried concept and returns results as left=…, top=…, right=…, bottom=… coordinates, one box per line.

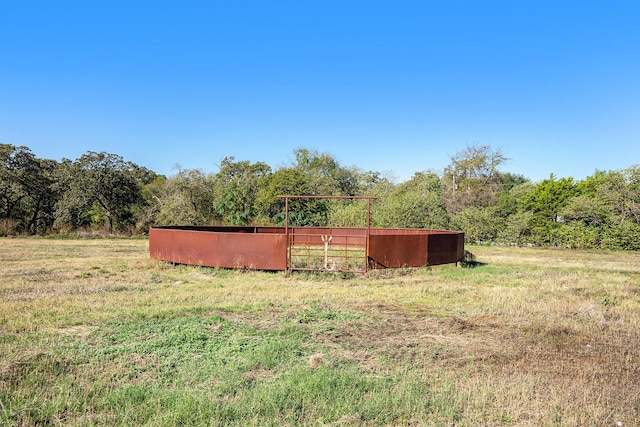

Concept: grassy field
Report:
left=1, top=238, right=639, bottom=426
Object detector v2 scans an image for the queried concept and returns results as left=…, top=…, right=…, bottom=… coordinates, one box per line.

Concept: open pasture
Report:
left=1, top=238, right=639, bottom=426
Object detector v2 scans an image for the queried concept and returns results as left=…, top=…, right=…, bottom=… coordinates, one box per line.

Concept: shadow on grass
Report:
left=460, top=250, right=486, bottom=268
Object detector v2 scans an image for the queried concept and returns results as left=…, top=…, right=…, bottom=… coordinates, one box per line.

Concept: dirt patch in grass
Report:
left=304, top=300, right=640, bottom=423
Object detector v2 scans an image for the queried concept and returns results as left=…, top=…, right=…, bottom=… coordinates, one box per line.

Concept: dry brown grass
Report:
left=1, top=238, right=639, bottom=425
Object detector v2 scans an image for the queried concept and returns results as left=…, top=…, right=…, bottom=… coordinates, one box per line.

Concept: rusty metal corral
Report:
left=149, top=226, right=287, bottom=270
left=149, top=225, right=464, bottom=272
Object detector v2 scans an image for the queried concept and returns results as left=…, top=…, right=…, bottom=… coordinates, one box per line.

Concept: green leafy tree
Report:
left=518, top=174, right=576, bottom=244
left=441, top=144, right=508, bottom=215
left=54, top=152, right=146, bottom=233
left=24, top=158, right=59, bottom=234
left=154, top=168, right=218, bottom=226
left=0, top=144, right=29, bottom=224
left=520, top=175, right=576, bottom=223
left=0, top=144, right=58, bottom=234
left=597, top=167, right=640, bottom=226
left=292, top=148, right=361, bottom=196
left=134, top=175, right=167, bottom=232
left=326, top=171, right=396, bottom=228
left=327, top=199, right=370, bottom=227
left=255, top=149, right=364, bottom=226
left=255, top=168, right=318, bottom=225
left=215, top=181, right=253, bottom=225
left=213, top=157, right=271, bottom=225
left=451, top=206, right=503, bottom=243
left=558, top=169, right=640, bottom=249
left=374, top=172, right=448, bottom=229
left=491, top=182, right=537, bottom=245
left=561, top=196, right=607, bottom=227
left=493, top=173, right=530, bottom=218
left=497, top=211, right=535, bottom=245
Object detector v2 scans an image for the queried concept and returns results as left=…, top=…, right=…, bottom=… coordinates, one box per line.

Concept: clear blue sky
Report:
left=2, top=1, right=639, bottom=183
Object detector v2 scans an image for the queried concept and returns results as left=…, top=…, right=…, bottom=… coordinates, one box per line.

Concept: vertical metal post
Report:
left=366, top=197, right=371, bottom=275
left=285, top=196, right=290, bottom=274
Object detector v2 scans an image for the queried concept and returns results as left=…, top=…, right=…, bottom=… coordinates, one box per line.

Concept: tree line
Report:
left=1, top=143, right=639, bottom=250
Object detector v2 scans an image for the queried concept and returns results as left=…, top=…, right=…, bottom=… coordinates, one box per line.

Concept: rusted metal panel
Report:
left=369, top=230, right=464, bottom=268
left=149, top=226, right=286, bottom=270
left=369, top=234, right=427, bottom=268
left=426, top=232, right=465, bottom=266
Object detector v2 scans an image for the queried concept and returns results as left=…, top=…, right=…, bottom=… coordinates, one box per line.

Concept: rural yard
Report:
left=1, top=238, right=639, bottom=426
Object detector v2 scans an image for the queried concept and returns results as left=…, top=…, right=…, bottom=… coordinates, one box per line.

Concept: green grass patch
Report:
left=2, top=308, right=447, bottom=426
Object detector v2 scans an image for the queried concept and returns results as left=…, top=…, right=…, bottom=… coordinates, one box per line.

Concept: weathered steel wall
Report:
left=426, top=231, right=465, bottom=266
left=368, top=234, right=427, bottom=268
left=149, top=226, right=287, bottom=270
left=368, top=230, right=465, bottom=268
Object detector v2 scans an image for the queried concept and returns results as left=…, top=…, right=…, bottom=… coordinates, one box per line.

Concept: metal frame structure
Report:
left=280, top=195, right=376, bottom=274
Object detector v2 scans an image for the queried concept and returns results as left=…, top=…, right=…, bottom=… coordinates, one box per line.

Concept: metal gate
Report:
left=287, top=227, right=368, bottom=273
left=280, top=196, right=375, bottom=274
